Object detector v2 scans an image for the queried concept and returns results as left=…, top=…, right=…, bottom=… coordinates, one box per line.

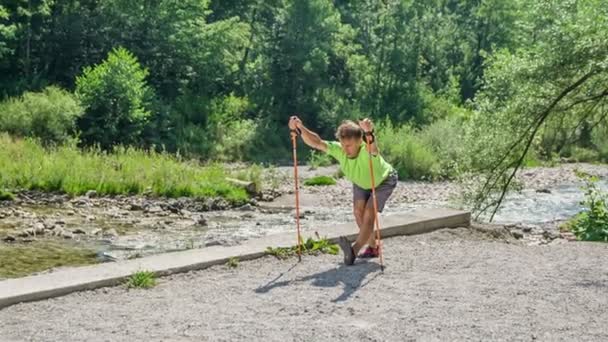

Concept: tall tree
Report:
left=467, top=0, right=608, bottom=220
left=0, top=5, right=17, bottom=62
left=261, top=0, right=357, bottom=133
left=99, top=0, right=249, bottom=100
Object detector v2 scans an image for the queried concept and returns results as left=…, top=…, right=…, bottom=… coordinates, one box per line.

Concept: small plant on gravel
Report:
left=226, top=257, right=239, bottom=268
left=266, top=235, right=339, bottom=259
left=265, top=246, right=291, bottom=259
left=302, top=236, right=340, bottom=255
left=567, top=171, right=608, bottom=242
left=126, top=270, right=157, bottom=289
left=304, top=175, right=336, bottom=186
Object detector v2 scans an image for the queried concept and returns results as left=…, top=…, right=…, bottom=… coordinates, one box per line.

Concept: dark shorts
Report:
left=353, top=170, right=398, bottom=212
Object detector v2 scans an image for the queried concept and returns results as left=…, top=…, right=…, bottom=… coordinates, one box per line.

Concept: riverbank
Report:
left=1, top=163, right=607, bottom=279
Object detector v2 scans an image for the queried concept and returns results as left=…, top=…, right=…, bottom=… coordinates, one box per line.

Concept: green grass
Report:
left=304, top=175, right=337, bottom=186
left=377, top=121, right=441, bottom=181
left=564, top=172, right=608, bottom=242
left=266, top=236, right=339, bottom=259
left=0, top=134, right=251, bottom=203
left=0, top=241, right=98, bottom=278
left=0, top=189, right=14, bottom=201
left=126, top=270, right=157, bottom=289
left=233, top=164, right=263, bottom=192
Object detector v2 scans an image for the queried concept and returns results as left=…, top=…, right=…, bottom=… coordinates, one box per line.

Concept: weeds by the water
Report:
left=0, top=134, right=255, bottom=204
left=563, top=171, right=608, bottom=242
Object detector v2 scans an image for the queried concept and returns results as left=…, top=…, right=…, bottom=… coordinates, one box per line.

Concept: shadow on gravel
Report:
left=575, top=279, right=607, bottom=289
left=255, top=261, right=381, bottom=302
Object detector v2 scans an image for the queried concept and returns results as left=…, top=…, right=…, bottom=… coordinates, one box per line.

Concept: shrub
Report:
left=568, top=172, right=608, bottom=242
left=76, top=47, right=153, bottom=149
left=377, top=120, right=440, bottom=180
left=0, top=86, right=83, bottom=144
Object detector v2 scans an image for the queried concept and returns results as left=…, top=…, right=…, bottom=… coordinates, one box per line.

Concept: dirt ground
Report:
left=1, top=226, right=606, bottom=342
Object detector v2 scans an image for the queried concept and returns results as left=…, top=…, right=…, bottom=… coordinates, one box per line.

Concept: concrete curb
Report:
left=0, top=208, right=470, bottom=309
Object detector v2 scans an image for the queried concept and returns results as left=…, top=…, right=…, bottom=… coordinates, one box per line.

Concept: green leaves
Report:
left=304, top=176, right=337, bottom=186
left=463, top=0, right=608, bottom=220
left=75, top=47, right=153, bottom=150
left=126, top=270, right=157, bottom=289
left=0, top=86, right=83, bottom=144
left=266, top=236, right=339, bottom=259
left=0, top=5, right=16, bottom=59
left=569, top=172, right=608, bottom=242
left=0, top=0, right=605, bottom=172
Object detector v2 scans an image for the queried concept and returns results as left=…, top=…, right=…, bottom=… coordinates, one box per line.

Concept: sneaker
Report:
left=337, top=236, right=356, bottom=265
left=358, top=246, right=379, bottom=259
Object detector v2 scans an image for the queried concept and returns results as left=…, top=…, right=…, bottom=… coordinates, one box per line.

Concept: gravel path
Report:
left=1, top=226, right=607, bottom=342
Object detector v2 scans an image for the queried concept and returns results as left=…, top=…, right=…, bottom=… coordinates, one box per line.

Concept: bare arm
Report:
left=289, top=116, right=328, bottom=152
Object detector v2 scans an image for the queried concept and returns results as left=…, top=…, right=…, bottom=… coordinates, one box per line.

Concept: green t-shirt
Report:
left=324, top=140, right=394, bottom=190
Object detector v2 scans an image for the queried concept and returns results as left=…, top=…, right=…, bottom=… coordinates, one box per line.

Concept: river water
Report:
left=2, top=177, right=606, bottom=261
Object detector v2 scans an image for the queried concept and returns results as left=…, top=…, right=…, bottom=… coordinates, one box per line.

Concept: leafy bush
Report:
left=377, top=120, right=440, bottom=180
left=211, top=119, right=258, bottom=161
left=417, top=117, right=467, bottom=178
left=569, top=147, right=600, bottom=163
left=169, top=94, right=257, bottom=161
left=0, top=86, right=83, bottom=144
left=207, top=95, right=257, bottom=161
left=76, top=47, right=153, bottom=149
left=420, top=85, right=473, bottom=123
left=247, top=120, right=291, bottom=163
left=569, top=172, right=608, bottom=242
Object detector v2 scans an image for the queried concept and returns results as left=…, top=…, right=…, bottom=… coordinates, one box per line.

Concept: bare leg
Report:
left=353, top=200, right=376, bottom=249
left=353, top=200, right=365, bottom=231
left=352, top=204, right=376, bottom=255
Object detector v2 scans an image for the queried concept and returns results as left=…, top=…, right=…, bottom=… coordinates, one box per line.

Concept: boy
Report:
left=288, top=116, right=398, bottom=265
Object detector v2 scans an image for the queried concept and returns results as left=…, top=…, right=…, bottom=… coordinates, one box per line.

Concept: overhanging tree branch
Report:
left=474, top=68, right=602, bottom=221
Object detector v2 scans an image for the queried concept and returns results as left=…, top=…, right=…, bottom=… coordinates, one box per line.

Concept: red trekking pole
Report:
left=363, top=125, right=385, bottom=272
